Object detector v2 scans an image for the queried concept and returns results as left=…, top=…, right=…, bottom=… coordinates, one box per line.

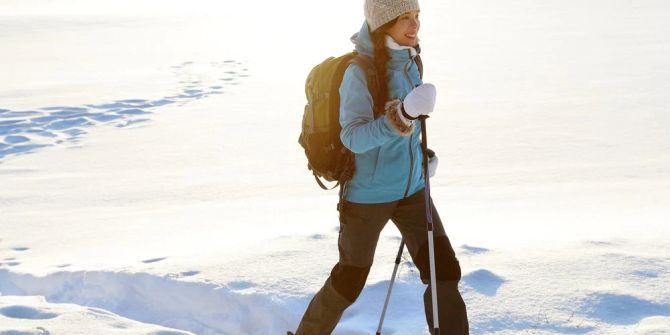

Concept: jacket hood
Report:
left=351, top=22, right=375, bottom=57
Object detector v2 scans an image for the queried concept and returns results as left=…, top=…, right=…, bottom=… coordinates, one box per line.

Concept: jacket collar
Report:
left=385, top=35, right=418, bottom=58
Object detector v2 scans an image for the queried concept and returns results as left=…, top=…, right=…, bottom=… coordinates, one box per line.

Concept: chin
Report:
left=405, top=40, right=419, bottom=47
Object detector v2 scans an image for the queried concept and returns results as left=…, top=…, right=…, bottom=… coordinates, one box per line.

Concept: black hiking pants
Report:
left=295, top=189, right=469, bottom=335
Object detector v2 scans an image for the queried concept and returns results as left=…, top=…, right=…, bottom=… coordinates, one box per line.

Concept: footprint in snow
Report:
left=13, top=247, right=30, bottom=252
left=228, top=281, right=255, bottom=290
left=632, top=270, right=660, bottom=278
left=0, top=305, right=58, bottom=320
left=460, top=244, right=490, bottom=255
left=2, top=261, right=21, bottom=266
left=581, top=292, right=670, bottom=325
left=116, top=108, right=150, bottom=115
left=142, top=257, right=167, bottom=264
left=1, top=60, right=247, bottom=160
left=5, top=135, right=30, bottom=144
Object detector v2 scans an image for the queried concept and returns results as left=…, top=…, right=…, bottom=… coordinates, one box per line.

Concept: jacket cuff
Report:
left=384, top=99, right=415, bottom=137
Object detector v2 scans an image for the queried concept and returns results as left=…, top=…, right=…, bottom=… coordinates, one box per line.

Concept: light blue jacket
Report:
left=339, top=22, right=425, bottom=203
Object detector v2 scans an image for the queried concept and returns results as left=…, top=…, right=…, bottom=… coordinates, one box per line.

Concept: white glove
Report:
left=400, top=83, right=437, bottom=120
left=428, top=154, right=439, bottom=178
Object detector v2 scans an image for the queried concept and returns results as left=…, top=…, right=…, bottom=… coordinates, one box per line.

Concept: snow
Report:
left=0, top=295, right=193, bottom=334
left=1, top=0, right=669, bottom=334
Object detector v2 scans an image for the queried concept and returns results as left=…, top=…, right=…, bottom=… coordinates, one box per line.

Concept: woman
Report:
left=293, top=0, right=469, bottom=334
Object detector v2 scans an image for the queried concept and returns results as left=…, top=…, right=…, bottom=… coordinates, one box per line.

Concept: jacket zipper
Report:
left=403, top=133, right=414, bottom=198
left=402, top=52, right=417, bottom=198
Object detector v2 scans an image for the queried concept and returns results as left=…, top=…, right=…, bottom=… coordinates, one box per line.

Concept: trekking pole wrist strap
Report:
left=400, top=103, right=419, bottom=121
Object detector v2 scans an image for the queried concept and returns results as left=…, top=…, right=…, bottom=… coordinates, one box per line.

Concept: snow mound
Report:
left=0, top=295, right=193, bottom=335
left=0, top=270, right=291, bottom=335
left=462, top=269, right=506, bottom=296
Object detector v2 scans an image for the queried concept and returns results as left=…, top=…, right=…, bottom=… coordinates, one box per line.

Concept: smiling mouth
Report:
left=405, top=34, right=417, bottom=39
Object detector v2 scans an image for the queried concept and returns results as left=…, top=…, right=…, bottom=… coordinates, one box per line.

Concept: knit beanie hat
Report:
left=364, top=0, right=420, bottom=32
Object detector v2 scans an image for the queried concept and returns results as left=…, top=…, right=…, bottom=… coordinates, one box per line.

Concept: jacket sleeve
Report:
left=339, top=64, right=400, bottom=154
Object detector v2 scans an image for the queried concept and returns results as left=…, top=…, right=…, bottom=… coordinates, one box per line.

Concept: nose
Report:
left=409, top=17, right=419, bottom=29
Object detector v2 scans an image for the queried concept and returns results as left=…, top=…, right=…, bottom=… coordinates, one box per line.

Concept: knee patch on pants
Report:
left=330, top=263, right=371, bottom=302
left=415, top=236, right=461, bottom=282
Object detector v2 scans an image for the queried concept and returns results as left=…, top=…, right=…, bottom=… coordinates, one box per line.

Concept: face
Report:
left=385, top=10, right=420, bottom=47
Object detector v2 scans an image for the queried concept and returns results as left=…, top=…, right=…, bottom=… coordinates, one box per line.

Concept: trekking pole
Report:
left=375, top=238, right=405, bottom=335
left=419, top=115, right=440, bottom=335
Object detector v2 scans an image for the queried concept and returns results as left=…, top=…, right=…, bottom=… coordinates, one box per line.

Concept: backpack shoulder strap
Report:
left=415, top=54, right=424, bottom=79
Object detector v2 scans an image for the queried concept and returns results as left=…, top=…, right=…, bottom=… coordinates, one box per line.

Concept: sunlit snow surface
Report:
left=1, top=0, right=669, bottom=334
left=0, top=61, right=247, bottom=159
